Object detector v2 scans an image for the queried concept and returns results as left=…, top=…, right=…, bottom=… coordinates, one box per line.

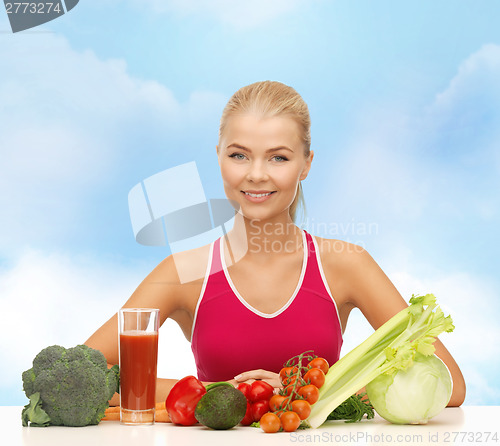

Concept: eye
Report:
left=228, top=153, right=246, bottom=160
left=272, top=155, right=289, bottom=162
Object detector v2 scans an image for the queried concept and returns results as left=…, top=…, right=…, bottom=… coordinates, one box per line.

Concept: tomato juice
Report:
left=119, top=331, right=159, bottom=410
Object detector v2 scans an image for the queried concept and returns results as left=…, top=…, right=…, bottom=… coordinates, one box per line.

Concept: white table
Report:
left=4, top=406, right=499, bottom=446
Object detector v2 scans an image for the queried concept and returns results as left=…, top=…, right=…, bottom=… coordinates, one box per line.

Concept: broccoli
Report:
left=22, top=344, right=119, bottom=427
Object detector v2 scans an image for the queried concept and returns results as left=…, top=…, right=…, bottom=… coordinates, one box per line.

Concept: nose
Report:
left=246, top=160, right=269, bottom=183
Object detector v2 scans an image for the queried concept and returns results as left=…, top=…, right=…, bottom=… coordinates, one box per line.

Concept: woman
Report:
left=85, top=81, right=466, bottom=406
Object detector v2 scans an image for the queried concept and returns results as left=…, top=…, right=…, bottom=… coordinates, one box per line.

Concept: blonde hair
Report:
left=219, top=81, right=311, bottom=223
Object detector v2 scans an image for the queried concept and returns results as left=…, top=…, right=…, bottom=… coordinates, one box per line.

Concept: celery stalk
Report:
left=306, top=294, right=454, bottom=428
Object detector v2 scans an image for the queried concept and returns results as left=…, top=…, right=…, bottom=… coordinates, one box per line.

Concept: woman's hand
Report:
left=229, top=369, right=281, bottom=392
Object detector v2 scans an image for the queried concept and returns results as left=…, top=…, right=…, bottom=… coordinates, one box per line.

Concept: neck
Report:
left=224, top=210, right=303, bottom=262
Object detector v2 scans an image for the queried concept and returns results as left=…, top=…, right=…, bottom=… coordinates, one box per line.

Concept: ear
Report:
left=216, top=145, right=221, bottom=165
left=299, top=150, right=314, bottom=181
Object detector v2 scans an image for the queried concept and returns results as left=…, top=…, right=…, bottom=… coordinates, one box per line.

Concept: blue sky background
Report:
left=1, top=0, right=499, bottom=406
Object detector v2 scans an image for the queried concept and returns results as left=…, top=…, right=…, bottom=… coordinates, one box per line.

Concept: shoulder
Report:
left=311, top=235, right=381, bottom=306
left=154, top=240, right=214, bottom=287
left=123, top=240, right=216, bottom=327
left=170, top=241, right=214, bottom=285
left=311, top=235, right=372, bottom=271
left=135, top=240, right=214, bottom=315
left=311, top=234, right=405, bottom=314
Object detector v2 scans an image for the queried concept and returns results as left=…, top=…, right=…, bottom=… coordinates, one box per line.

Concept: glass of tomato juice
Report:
left=118, top=308, right=159, bottom=425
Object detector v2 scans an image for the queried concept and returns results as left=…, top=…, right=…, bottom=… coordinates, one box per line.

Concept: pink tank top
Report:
left=191, top=230, right=343, bottom=382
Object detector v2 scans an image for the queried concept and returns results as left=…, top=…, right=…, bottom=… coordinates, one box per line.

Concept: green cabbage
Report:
left=366, top=353, right=452, bottom=424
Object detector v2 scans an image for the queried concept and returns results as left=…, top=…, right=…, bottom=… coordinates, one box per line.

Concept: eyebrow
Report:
left=226, top=143, right=294, bottom=153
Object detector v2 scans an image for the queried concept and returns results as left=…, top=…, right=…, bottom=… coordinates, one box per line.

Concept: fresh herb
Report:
left=326, top=393, right=374, bottom=423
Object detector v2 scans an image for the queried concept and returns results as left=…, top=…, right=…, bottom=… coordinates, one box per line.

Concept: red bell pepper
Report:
left=249, top=380, right=274, bottom=403
left=166, top=376, right=236, bottom=426
left=166, top=375, right=206, bottom=425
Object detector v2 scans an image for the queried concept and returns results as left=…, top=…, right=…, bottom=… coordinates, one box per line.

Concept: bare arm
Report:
left=85, top=255, right=188, bottom=404
left=322, top=242, right=466, bottom=407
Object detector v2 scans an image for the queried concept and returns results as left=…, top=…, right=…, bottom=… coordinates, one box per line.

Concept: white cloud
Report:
left=0, top=250, right=197, bottom=405
left=328, top=113, right=429, bottom=222
left=128, top=0, right=314, bottom=29
left=427, top=43, right=500, bottom=179
left=0, top=37, right=180, bottom=124
left=433, top=44, right=500, bottom=114
left=0, top=31, right=226, bottom=254
left=317, top=44, right=500, bottom=230
left=0, top=21, right=227, bottom=406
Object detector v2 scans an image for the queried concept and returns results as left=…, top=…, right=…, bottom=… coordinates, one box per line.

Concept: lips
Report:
left=241, top=190, right=276, bottom=203
left=243, top=191, right=275, bottom=198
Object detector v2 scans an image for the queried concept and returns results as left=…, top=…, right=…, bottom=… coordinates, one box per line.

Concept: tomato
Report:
left=282, top=374, right=298, bottom=386
left=303, top=368, right=326, bottom=389
left=298, top=384, right=319, bottom=405
left=280, top=411, right=301, bottom=432
left=260, top=412, right=281, bottom=433
left=275, top=409, right=285, bottom=419
left=279, top=366, right=298, bottom=386
left=308, top=357, right=329, bottom=375
left=251, top=399, right=270, bottom=422
left=249, top=380, right=274, bottom=403
left=284, top=384, right=300, bottom=398
left=291, top=399, right=311, bottom=420
left=237, top=382, right=251, bottom=399
left=240, top=401, right=253, bottom=426
left=269, top=394, right=287, bottom=412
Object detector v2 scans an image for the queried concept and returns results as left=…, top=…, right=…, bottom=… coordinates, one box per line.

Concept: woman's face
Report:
left=217, top=113, right=313, bottom=222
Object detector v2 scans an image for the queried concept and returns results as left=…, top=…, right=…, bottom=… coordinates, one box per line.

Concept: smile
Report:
left=243, top=191, right=275, bottom=198
left=241, top=190, right=276, bottom=203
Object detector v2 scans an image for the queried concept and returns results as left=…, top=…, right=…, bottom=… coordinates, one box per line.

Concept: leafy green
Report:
left=306, top=294, right=454, bottom=428
left=326, top=393, right=374, bottom=423
left=21, top=393, right=51, bottom=427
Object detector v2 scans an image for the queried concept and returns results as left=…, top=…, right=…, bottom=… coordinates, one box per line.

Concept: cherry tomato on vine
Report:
left=269, top=394, right=287, bottom=412
left=260, top=412, right=281, bottom=433
left=251, top=399, right=270, bottom=422
left=249, top=380, right=274, bottom=403
left=308, top=357, right=329, bottom=375
left=280, top=411, right=301, bottom=432
left=303, top=367, right=326, bottom=389
left=275, top=409, right=286, bottom=419
left=284, top=384, right=300, bottom=397
left=282, top=374, right=299, bottom=386
left=291, top=399, right=311, bottom=420
left=279, top=366, right=299, bottom=386
left=298, top=384, right=319, bottom=404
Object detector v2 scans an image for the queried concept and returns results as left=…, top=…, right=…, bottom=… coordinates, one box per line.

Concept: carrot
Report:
left=102, top=406, right=120, bottom=421
left=155, top=401, right=171, bottom=423
left=155, top=401, right=166, bottom=411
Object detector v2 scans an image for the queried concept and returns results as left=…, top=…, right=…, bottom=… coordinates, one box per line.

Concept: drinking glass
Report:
left=118, top=308, right=159, bottom=425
